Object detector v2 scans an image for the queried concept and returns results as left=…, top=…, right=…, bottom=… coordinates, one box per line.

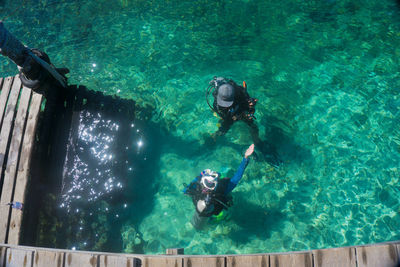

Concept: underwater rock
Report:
left=121, top=224, right=145, bottom=253
left=373, top=57, right=395, bottom=75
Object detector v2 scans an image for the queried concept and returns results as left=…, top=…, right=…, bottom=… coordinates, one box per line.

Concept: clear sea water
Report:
left=1, top=0, right=400, bottom=255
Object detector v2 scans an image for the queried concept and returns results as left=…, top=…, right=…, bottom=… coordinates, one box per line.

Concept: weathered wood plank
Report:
left=5, top=247, right=34, bottom=267
left=0, top=77, right=20, bottom=170
left=183, top=257, right=225, bottom=267
left=0, top=246, right=6, bottom=267
left=8, top=92, right=43, bottom=245
left=142, top=256, right=183, bottom=267
left=99, top=255, right=139, bottom=267
left=166, top=248, right=184, bottom=255
left=64, top=252, right=98, bottom=267
left=0, top=77, right=13, bottom=127
left=0, top=77, right=22, bottom=244
left=313, top=247, right=356, bottom=267
left=33, top=250, right=64, bottom=267
left=270, top=253, right=313, bottom=267
left=356, top=244, right=399, bottom=267
left=226, top=254, right=269, bottom=267
left=0, top=87, right=31, bottom=245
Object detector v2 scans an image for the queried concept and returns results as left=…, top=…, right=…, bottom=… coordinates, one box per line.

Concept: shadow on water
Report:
left=229, top=196, right=286, bottom=244
left=21, top=86, right=164, bottom=253
left=262, top=116, right=312, bottom=165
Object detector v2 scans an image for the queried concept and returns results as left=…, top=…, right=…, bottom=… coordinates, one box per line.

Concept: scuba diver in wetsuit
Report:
left=183, top=144, right=255, bottom=229
left=206, top=77, right=281, bottom=166
left=206, top=77, right=260, bottom=144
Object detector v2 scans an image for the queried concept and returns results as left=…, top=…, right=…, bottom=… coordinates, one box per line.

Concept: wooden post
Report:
left=166, top=248, right=184, bottom=255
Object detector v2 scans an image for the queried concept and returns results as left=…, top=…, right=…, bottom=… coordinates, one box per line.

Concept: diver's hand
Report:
left=244, top=144, right=255, bottom=159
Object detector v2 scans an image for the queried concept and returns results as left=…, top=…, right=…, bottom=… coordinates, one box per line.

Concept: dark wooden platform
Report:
left=0, top=241, right=399, bottom=267
left=0, top=76, right=43, bottom=245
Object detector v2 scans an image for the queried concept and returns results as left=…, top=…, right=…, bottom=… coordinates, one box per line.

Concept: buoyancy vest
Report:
left=186, top=177, right=233, bottom=217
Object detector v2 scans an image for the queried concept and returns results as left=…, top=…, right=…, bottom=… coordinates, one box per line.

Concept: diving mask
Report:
left=200, top=169, right=219, bottom=190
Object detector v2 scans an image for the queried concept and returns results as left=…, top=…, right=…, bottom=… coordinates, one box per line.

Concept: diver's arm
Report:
left=225, top=157, right=249, bottom=194
left=215, top=118, right=233, bottom=136
left=225, top=144, right=254, bottom=194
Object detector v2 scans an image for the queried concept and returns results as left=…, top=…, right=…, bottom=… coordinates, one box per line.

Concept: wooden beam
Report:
left=226, top=254, right=269, bottom=267
left=98, top=255, right=139, bottom=267
left=0, top=77, right=20, bottom=171
left=0, top=77, right=13, bottom=128
left=33, top=250, right=64, bottom=267
left=356, top=244, right=399, bottom=267
left=8, top=92, right=43, bottom=245
left=0, top=246, right=6, bottom=267
left=64, top=252, right=98, bottom=267
left=313, top=247, right=356, bottom=267
left=183, top=256, right=225, bottom=267
left=270, top=253, right=313, bottom=267
left=166, top=248, right=184, bottom=255
left=5, top=247, right=34, bottom=267
left=0, top=77, right=21, bottom=243
left=141, top=256, right=183, bottom=267
left=0, top=87, right=31, bottom=245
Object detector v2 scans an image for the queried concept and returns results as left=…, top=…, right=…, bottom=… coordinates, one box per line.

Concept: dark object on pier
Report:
left=0, top=21, right=68, bottom=89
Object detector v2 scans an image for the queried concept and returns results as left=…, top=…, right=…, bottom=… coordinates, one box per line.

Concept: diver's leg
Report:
left=245, top=120, right=262, bottom=145
left=216, top=119, right=233, bottom=136
left=191, top=211, right=208, bottom=229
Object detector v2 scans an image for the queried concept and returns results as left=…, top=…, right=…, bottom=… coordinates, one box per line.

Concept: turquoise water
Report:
left=1, top=0, right=400, bottom=255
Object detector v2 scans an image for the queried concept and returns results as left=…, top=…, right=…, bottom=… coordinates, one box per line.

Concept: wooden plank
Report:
left=0, top=77, right=21, bottom=244
left=166, top=248, right=184, bottom=255
left=0, top=87, right=31, bottom=245
left=33, top=250, right=64, bottom=267
left=8, top=92, right=43, bottom=245
left=0, top=77, right=13, bottom=127
left=313, top=247, right=355, bottom=267
left=99, top=255, right=138, bottom=267
left=64, top=252, right=98, bottom=267
left=226, top=254, right=269, bottom=267
left=0, top=77, right=21, bottom=168
left=142, top=256, right=183, bottom=267
left=183, top=257, right=224, bottom=267
left=270, top=253, right=313, bottom=267
left=356, top=244, right=399, bottom=267
left=5, top=247, right=34, bottom=267
left=0, top=246, right=6, bottom=267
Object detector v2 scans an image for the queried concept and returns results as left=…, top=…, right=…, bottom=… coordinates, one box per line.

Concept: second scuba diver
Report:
left=206, top=76, right=281, bottom=166
left=183, top=144, right=255, bottom=229
left=206, top=77, right=260, bottom=144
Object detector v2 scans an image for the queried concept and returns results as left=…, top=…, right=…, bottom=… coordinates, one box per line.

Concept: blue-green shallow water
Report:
left=1, top=0, right=400, bottom=255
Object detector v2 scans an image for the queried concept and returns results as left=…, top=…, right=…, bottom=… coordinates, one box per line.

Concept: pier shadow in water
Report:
left=22, top=86, right=163, bottom=253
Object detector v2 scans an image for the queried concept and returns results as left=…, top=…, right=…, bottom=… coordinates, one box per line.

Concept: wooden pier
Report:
left=1, top=75, right=400, bottom=266
left=0, top=241, right=399, bottom=266
left=0, top=76, right=43, bottom=245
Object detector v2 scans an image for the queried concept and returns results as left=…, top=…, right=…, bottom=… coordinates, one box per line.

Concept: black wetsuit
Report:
left=186, top=177, right=232, bottom=217
left=212, top=81, right=261, bottom=145
left=184, top=158, right=250, bottom=217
